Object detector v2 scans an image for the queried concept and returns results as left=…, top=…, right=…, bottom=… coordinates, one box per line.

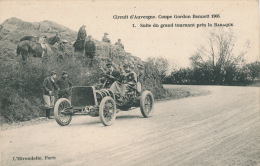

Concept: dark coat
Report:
left=42, top=77, right=58, bottom=95
left=85, top=40, right=96, bottom=53
left=56, top=77, right=72, bottom=97
left=122, top=71, right=137, bottom=84
left=78, top=27, right=87, bottom=40
left=104, top=70, right=121, bottom=88
left=56, top=77, right=72, bottom=90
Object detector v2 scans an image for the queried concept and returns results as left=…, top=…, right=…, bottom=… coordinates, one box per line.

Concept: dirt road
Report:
left=0, top=86, right=259, bottom=166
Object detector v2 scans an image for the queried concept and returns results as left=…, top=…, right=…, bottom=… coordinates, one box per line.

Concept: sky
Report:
left=0, top=0, right=259, bottom=67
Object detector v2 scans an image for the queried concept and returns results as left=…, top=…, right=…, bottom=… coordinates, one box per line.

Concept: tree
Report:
left=246, top=61, right=260, bottom=82
left=146, top=57, right=169, bottom=80
left=189, top=29, right=249, bottom=85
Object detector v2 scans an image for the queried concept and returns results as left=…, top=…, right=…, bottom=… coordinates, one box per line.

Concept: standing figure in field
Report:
left=78, top=25, right=87, bottom=40
left=115, top=39, right=124, bottom=50
left=38, top=35, right=47, bottom=58
left=102, top=33, right=111, bottom=43
left=42, top=71, right=58, bottom=119
left=85, top=35, right=96, bottom=60
left=56, top=71, right=73, bottom=101
left=57, top=39, right=68, bottom=60
left=74, top=25, right=87, bottom=52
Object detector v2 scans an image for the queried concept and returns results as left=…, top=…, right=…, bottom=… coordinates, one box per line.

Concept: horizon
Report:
left=0, top=0, right=259, bottom=68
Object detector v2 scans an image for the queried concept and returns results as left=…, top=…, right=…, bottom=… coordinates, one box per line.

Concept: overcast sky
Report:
left=0, top=0, right=259, bottom=67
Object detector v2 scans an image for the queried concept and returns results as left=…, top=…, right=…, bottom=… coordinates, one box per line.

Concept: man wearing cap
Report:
left=115, top=39, right=124, bottom=50
left=85, top=35, right=96, bottom=60
left=42, top=71, right=58, bottom=119
left=56, top=71, right=73, bottom=101
left=102, top=33, right=111, bottom=43
left=101, top=63, right=121, bottom=88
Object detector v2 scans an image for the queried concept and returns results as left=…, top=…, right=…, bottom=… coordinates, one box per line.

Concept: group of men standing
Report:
left=74, top=25, right=96, bottom=60
left=42, top=71, right=72, bottom=119
left=74, top=25, right=125, bottom=57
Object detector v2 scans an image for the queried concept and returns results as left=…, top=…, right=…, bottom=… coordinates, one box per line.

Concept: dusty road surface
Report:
left=0, top=86, right=259, bottom=166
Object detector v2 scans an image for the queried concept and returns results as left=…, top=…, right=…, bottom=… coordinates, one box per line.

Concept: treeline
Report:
left=147, top=30, right=260, bottom=86
left=163, top=61, right=260, bottom=85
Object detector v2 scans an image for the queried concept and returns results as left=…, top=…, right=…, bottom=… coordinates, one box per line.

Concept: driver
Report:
left=101, top=62, right=121, bottom=88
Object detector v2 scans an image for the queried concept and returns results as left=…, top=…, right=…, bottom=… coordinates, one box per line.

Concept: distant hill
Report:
left=0, top=17, right=166, bottom=124
left=0, top=17, right=77, bottom=43
left=0, top=17, right=143, bottom=65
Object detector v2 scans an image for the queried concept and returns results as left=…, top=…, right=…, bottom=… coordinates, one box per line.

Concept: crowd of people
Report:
left=36, top=25, right=125, bottom=61
left=41, top=25, right=141, bottom=119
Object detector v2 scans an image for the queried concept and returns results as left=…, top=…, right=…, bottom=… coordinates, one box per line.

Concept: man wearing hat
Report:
left=42, top=71, right=58, bottom=119
left=74, top=25, right=87, bottom=52
left=101, top=62, right=121, bottom=88
left=78, top=25, right=87, bottom=40
left=56, top=71, right=73, bottom=101
left=102, top=33, right=111, bottom=43
left=85, top=35, right=96, bottom=60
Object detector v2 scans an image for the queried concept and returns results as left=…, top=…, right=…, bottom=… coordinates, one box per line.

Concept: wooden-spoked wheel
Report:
left=99, top=96, right=117, bottom=126
left=54, top=98, right=73, bottom=126
left=140, top=91, right=154, bottom=118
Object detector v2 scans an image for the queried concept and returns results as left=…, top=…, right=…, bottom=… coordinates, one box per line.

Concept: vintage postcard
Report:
left=0, top=0, right=259, bottom=166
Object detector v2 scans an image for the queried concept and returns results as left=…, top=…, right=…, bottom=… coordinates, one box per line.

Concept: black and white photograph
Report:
left=0, top=0, right=259, bottom=165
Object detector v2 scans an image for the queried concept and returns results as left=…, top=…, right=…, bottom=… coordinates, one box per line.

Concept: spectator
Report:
left=102, top=33, right=111, bottom=43
left=115, top=39, right=124, bottom=49
left=56, top=71, right=73, bottom=101
left=42, top=71, right=58, bottom=119
left=85, top=35, right=96, bottom=60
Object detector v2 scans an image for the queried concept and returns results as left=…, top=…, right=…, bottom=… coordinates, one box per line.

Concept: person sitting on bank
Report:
left=56, top=71, right=73, bottom=101
left=102, top=33, right=111, bottom=43
left=115, top=39, right=124, bottom=49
